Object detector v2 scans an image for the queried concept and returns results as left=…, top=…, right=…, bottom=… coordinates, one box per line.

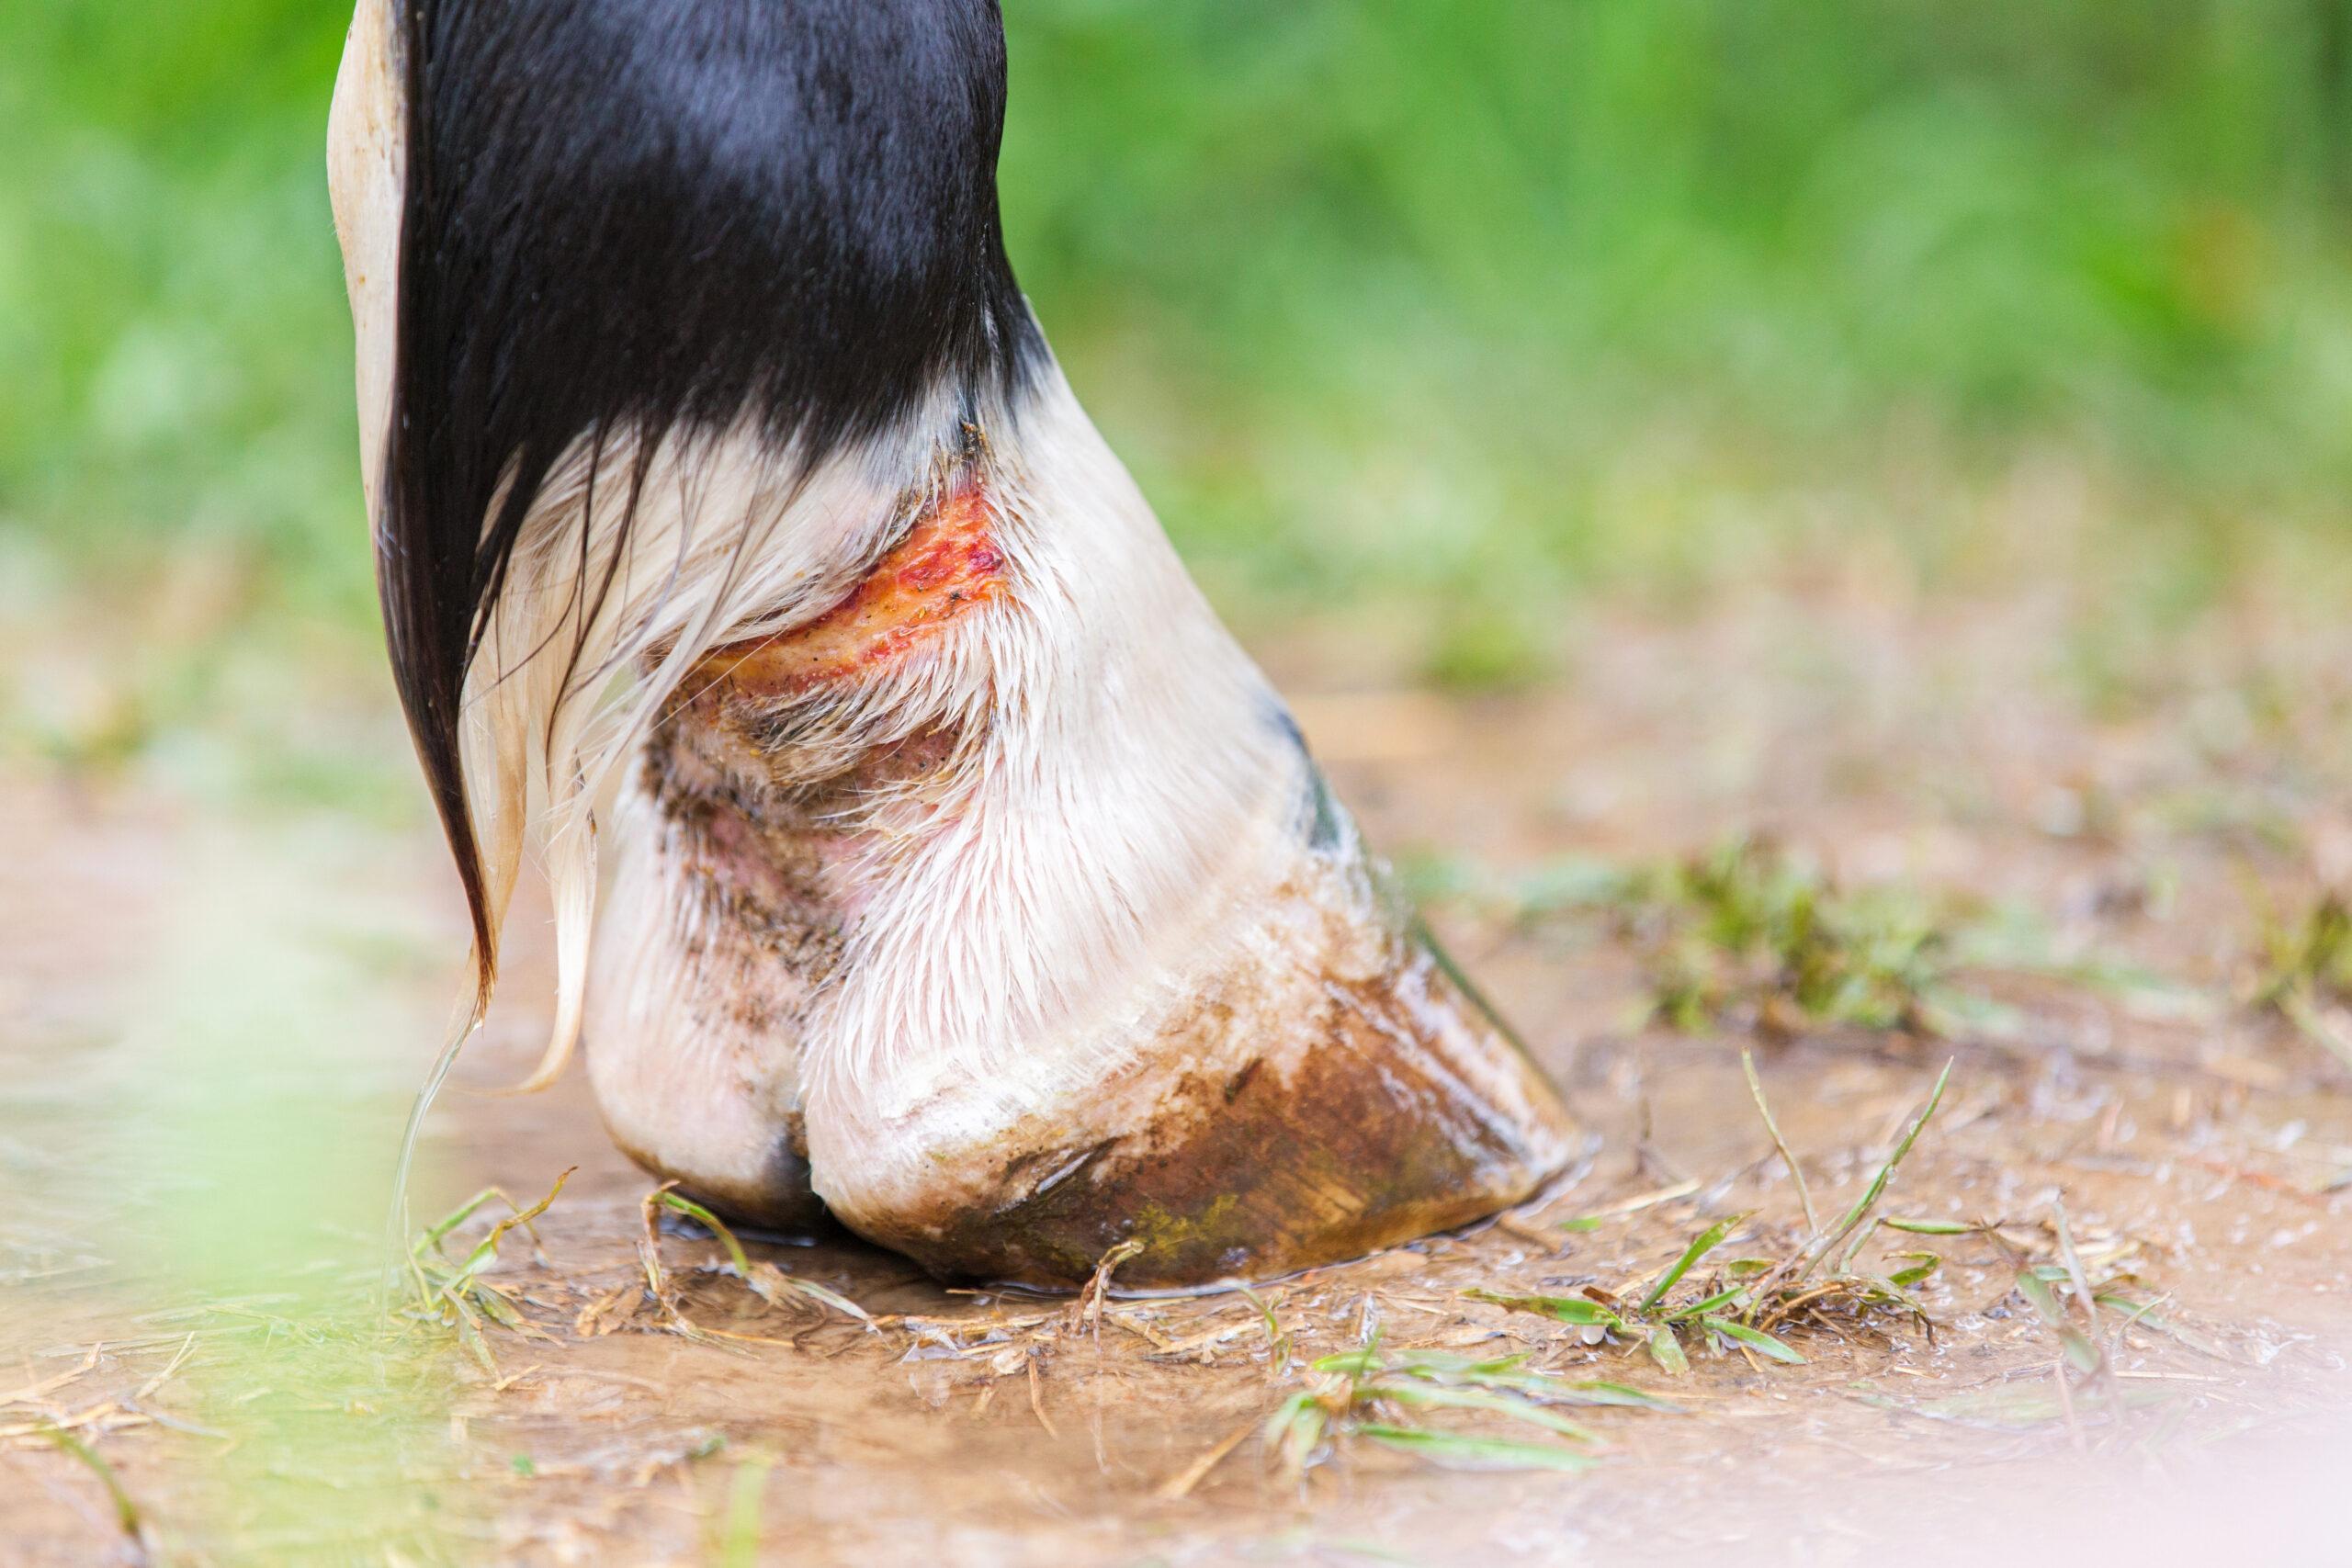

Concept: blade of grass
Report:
left=449, top=1168, right=573, bottom=1286
left=1555, top=1379, right=1680, bottom=1412
left=1834, top=1215, right=1884, bottom=1276
left=718, top=1450, right=772, bottom=1568
left=1796, top=1061, right=1951, bottom=1282
left=1356, top=1382, right=1597, bottom=1441
left=412, top=1187, right=512, bottom=1257
left=1419, top=1364, right=1682, bottom=1411
left=1886, top=1254, right=1940, bottom=1289
left=1557, top=1178, right=1702, bottom=1228
left=2096, top=1295, right=2232, bottom=1360
left=2016, top=1269, right=2101, bottom=1375
left=1396, top=1349, right=1530, bottom=1377
left=1355, top=1426, right=1595, bottom=1472
left=1702, top=1315, right=1806, bottom=1364
left=1463, top=1289, right=1628, bottom=1333
left=2052, top=1201, right=2099, bottom=1333
left=1742, top=1049, right=1819, bottom=1233
left=1238, top=1285, right=1292, bottom=1376
left=1660, top=1285, right=1749, bottom=1324
left=1638, top=1212, right=1748, bottom=1313
left=1263, top=1389, right=1332, bottom=1479
left=1319, top=1348, right=1528, bottom=1384
left=649, top=1186, right=874, bottom=1326
left=1858, top=1274, right=1930, bottom=1318
left=654, top=1190, right=752, bottom=1276
left=38, top=1427, right=142, bottom=1543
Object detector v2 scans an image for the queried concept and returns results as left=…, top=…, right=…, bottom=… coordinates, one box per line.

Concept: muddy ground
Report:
left=6, top=579, right=2351, bottom=1565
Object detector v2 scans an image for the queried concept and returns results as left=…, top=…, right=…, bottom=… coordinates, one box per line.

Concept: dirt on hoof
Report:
left=6, top=585, right=2351, bottom=1566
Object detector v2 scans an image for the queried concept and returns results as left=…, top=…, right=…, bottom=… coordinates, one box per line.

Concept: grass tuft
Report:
left=1415, top=838, right=2172, bottom=1043
left=2245, top=886, right=2352, bottom=1075
left=638, top=1185, right=874, bottom=1342
left=1261, top=1342, right=1678, bottom=1481
left=1472, top=1061, right=1955, bottom=1371
left=406, top=1168, right=573, bottom=1371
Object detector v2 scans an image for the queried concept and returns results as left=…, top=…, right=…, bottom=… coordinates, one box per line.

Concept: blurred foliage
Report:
left=6, top=0, right=2352, bottom=641
left=0, top=4, right=356, bottom=614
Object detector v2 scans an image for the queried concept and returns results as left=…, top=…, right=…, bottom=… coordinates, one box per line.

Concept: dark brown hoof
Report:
left=854, top=934, right=1573, bottom=1290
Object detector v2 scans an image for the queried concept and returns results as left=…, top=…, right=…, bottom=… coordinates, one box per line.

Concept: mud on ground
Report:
left=5, top=579, right=2351, bottom=1565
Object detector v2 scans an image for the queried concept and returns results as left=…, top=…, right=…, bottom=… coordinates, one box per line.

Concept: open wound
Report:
left=695, top=483, right=1004, bottom=695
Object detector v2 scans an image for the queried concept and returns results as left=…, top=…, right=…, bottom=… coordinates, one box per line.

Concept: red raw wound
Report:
left=696, top=485, right=1003, bottom=694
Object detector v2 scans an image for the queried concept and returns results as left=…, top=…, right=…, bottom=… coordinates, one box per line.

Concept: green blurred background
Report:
left=6, top=0, right=2352, bottom=745
left=6, top=12, right=2352, bottom=1551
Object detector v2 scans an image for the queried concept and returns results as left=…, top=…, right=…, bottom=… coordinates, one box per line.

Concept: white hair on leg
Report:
left=461, top=405, right=974, bottom=1091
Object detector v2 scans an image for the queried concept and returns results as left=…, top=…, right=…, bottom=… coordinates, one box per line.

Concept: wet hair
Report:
left=379, top=0, right=1041, bottom=998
